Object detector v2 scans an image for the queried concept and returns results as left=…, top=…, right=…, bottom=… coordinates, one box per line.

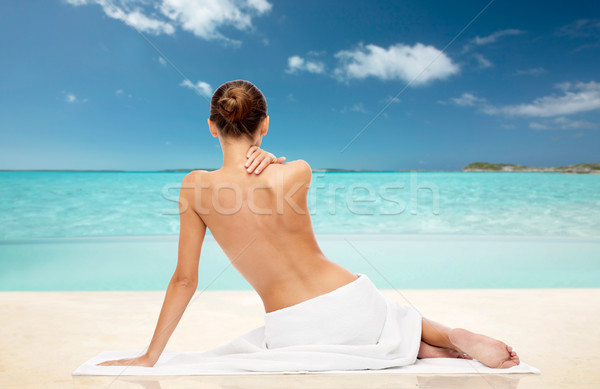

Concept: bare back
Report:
left=184, top=160, right=357, bottom=312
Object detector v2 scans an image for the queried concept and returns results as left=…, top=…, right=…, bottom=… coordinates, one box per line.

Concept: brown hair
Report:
left=209, top=80, right=267, bottom=139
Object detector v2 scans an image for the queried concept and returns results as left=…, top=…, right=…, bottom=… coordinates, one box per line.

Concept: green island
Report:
left=463, top=162, right=600, bottom=173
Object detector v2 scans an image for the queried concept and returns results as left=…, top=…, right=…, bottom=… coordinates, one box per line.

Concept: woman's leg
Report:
left=417, top=341, right=471, bottom=359
left=417, top=318, right=471, bottom=359
left=420, top=318, right=521, bottom=368
left=421, top=318, right=455, bottom=349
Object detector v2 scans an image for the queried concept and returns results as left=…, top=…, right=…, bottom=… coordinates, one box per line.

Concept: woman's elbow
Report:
left=171, top=275, right=198, bottom=289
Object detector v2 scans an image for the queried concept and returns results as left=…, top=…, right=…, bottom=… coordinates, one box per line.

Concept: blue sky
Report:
left=1, top=0, right=599, bottom=171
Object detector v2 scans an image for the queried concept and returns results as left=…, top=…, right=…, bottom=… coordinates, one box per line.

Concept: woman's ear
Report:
left=260, top=116, right=269, bottom=136
left=208, top=119, right=219, bottom=138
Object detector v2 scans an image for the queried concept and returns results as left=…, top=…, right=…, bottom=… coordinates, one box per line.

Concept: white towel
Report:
left=73, top=275, right=539, bottom=375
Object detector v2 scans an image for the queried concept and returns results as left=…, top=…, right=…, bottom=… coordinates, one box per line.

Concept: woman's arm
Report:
left=97, top=172, right=206, bottom=367
left=145, top=172, right=206, bottom=362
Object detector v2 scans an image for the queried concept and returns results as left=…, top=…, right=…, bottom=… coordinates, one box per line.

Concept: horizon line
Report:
left=0, top=168, right=462, bottom=173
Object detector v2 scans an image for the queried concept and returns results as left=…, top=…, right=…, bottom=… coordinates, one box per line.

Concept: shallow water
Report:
left=1, top=234, right=599, bottom=290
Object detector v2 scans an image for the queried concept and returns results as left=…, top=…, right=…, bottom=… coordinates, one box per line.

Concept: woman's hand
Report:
left=245, top=145, right=286, bottom=174
left=96, top=353, right=157, bottom=367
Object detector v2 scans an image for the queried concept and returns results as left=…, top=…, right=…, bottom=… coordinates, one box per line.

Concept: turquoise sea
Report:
left=1, top=171, right=599, bottom=290
left=1, top=171, right=599, bottom=239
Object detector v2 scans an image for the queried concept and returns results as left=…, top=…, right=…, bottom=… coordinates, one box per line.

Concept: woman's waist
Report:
left=258, top=262, right=360, bottom=313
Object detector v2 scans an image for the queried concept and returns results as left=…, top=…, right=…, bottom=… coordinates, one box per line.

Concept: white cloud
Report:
left=64, top=92, right=87, bottom=103
left=341, top=103, right=367, bottom=114
left=529, top=122, right=549, bottom=130
left=473, top=29, right=525, bottom=45
left=285, top=55, right=325, bottom=74
left=333, top=43, right=459, bottom=85
left=180, top=79, right=212, bottom=98
left=553, top=117, right=596, bottom=129
left=462, top=29, right=525, bottom=53
left=514, top=67, right=546, bottom=76
left=158, top=56, right=167, bottom=66
left=65, top=0, right=272, bottom=44
left=474, top=54, right=492, bottom=69
left=483, top=81, right=600, bottom=117
left=115, top=89, right=131, bottom=98
left=556, top=19, right=600, bottom=51
left=530, top=117, right=597, bottom=130
left=66, top=0, right=175, bottom=35
left=451, top=92, right=486, bottom=107
left=112, top=8, right=174, bottom=35
left=557, top=19, right=600, bottom=38
left=160, top=0, right=271, bottom=44
left=245, top=0, right=271, bottom=13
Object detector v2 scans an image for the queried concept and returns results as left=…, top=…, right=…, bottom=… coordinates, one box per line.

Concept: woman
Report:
left=98, top=80, right=519, bottom=371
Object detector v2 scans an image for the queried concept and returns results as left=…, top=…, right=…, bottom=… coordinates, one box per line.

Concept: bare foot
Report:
left=418, top=341, right=473, bottom=359
left=448, top=328, right=520, bottom=368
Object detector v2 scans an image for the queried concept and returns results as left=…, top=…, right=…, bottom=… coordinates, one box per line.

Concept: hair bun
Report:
left=217, top=86, right=252, bottom=122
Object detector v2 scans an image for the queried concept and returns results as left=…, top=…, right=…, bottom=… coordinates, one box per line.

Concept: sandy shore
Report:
left=1, top=289, right=598, bottom=389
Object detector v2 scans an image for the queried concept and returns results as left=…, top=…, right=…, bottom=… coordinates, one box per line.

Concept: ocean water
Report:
left=0, top=171, right=599, bottom=239
left=1, top=171, right=599, bottom=290
left=2, top=234, right=599, bottom=290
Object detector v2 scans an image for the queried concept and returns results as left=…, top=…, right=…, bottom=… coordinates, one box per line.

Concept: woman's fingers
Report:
left=96, top=357, right=149, bottom=367
left=246, top=148, right=285, bottom=174
left=254, top=157, right=273, bottom=175
left=246, top=145, right=258, bottom=158
left=245, top=146, right=260, bottom=167
left=97, top=359, right=124, bottom=366
left=245, top=150, right=261, bottom=169
left=247, top=153, right=264, bottom=173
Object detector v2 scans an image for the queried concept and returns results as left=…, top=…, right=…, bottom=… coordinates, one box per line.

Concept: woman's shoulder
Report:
left=285, top=159, right=311, bottom=173
left=271, top=159, right=312, bottom=183
left=181, top=170, right=210, bottom=186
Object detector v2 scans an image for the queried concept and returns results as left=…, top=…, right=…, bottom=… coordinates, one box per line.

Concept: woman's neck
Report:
left=219, top=137, right=259, bottom=170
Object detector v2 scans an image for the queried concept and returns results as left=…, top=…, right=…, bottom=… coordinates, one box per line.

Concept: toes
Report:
left=454, top=351, right=465, bottom=359
left=500, top=359, right=518, bottom=368
left=499, top=352, right=520, bottom=368
left=445, top=349, right=461, bottom=358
